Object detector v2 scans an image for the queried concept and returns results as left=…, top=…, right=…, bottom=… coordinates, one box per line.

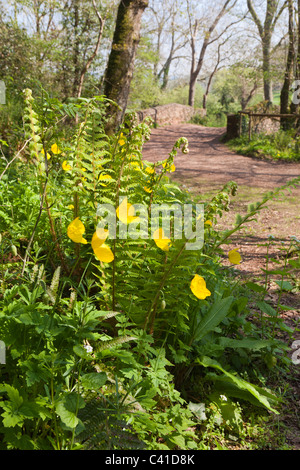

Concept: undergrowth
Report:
left=227, top=130, right=300, bottom=162
left=0, top=89, right=299, bottom=450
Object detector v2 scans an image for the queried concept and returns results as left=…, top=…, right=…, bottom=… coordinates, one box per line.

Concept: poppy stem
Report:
left=144, top=242, right=187, bottom=334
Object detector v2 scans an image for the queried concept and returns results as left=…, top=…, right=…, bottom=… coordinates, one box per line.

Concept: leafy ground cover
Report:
left=227, top=131, right=300, bottom=162
left=0, top=95, right=299, bottom=450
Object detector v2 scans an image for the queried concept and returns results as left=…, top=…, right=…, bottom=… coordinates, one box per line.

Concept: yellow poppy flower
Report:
left=94, top=243, right=114, bottom=263
left=95, top=227, right=109, bottom=241
left=190, top=274, right=211, bottom=300
left=91, top=230, right=113, bottom=263
left=67, top=218, right=88, bottom=244
left=118, top=133, right=126, bottom=146
left=62, top=161, right=71, bottom=171
left=204, top=220, right=212, bottom=227
left=41, top=149, right=51, bottom=160
left=116, top=198, right=140, bottom=224
left=153, top=228, right=172, bottom=251
left=145, top=166, right=155, bottom=175
left=68, top=204, right=74, bottom=210
left=99, top=173, right=112, bottom=186
left=144, top=185, right=153, bottom=193
left=228, top=249, right=242, bottom=265
left=162, top=162, right=176, bottom=173
left=51, top=143, right=61, bottom=154
left=130, top=161, right=140, bottom=170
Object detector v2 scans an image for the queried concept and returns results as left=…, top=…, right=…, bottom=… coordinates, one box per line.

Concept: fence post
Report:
left=239, top=112, right=242, bottom=137
left=0, top=341, right=5, bottom=364
left=248, top=113, right=252, bottom=141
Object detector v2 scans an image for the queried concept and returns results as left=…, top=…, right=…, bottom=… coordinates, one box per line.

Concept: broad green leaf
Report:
left=4, top=385, right=23, bottom=408
left=245, top=281, right=265, bottom=293
left=73, top=345, right=93, bottom=360
left=192, top=296, right=234, bottom=343
left=275, top=280, right=294, bottom=291
left=168, top=433, right=186, bottom=449
left=1, top=404, right=24, bottom=427
left=56, top=393, right=85, bottom=429
left=198, top=356, right=279, bottom=413
left=218, top=337, right=275, bottom=350
left=80, top=372, right=107, bottom=390
left=256, top=301, right=277, bottom=317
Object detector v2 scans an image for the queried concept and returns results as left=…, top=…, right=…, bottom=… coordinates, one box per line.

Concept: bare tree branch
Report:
left=77, top=0, right=106, bottom=99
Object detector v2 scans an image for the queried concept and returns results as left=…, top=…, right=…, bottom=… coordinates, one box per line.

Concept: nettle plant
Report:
left=1, top=89, right=300, bottom=449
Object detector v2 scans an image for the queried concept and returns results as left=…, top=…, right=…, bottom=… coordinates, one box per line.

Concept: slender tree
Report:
left=290, top=0, right=300, bottom=114
left=145, top=0, right=188, bottom=90
left=76, top=0, right=106, bottom=99
left=247, top=0, right=288, bottom=104
left=280, top=0, right=294, bottom=125
left=187, top=0, right=239, bottom=107
left=103, top=0, right=149, bottom=134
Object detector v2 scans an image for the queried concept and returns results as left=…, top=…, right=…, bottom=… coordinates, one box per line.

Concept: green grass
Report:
left=227, top=131, right=300, bottom=162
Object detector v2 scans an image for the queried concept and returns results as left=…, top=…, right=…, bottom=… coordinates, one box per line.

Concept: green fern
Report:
left=76, top=394, right=146, bottom=450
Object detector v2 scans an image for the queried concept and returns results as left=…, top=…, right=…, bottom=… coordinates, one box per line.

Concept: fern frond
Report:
left=96, top=335, right=137, bottom=353
left=76, top=395, right=146, bottom=450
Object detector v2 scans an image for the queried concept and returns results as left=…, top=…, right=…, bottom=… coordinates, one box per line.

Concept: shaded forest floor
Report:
left=142, top=123, right=300, bottom=449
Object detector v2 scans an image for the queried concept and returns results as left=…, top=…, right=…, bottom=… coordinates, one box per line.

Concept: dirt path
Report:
left=142, top=123, right=300, bottom=279
left=142, top=124, right=300, bottom=263
left=143, top=123, right=300, bottom=449
left=142, top=124, right=300, bottom=189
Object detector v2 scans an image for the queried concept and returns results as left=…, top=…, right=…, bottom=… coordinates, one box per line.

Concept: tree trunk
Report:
left=247, top=0, right=287, bottom=105
left=262, top=36, right=273, bottom=104
left=103, top=0, right=149, bottom=135
left=280, top=0, right=294, bottom=127
left=290, top=0, right=300, bottom=115
left=188, top=71, right=198, bottom=107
